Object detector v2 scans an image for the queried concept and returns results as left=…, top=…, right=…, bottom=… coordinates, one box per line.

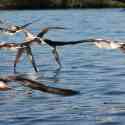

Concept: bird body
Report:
left=0, top=81, right=10, bottom=91
left=0, top=18, right=41, bottom=35
left=0, top=75, right=78, bottom=96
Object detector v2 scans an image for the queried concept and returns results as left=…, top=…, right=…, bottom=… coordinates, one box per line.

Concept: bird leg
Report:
left=25, top=45, right=38, bottom=72
left=14, top=48, right=25, bottom=73
left=52, top=47, right=62, bottom=68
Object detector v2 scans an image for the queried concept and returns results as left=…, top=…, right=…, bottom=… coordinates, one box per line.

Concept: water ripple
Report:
left=0, top=9, right=125, bottom=125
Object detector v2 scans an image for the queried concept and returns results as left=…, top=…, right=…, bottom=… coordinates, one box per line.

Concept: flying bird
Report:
left=0, top=75, right=78, bottom=96
left=22, top=26, right=80, bottom=68
left=0, top=26, right=67, bottom=73
left=14, top=26, right=68, bottom=71
left=1, top=37, right=124, bottom=73
left=0, top=18, right=41, bottom=35
left=0, top=41, right=38, bottom=73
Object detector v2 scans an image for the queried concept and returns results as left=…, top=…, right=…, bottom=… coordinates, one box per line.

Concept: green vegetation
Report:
left=0, top=0, right=125, bottom=9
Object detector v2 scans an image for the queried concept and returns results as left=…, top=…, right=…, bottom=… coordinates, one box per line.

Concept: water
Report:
left=0, top=9, right=125, bottom=125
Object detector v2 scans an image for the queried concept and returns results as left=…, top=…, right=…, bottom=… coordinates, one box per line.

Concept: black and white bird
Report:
left=1, top=36, right=125, bottom=73
left=14, top=26, right=68, bottom=72
left=0, top=75, right=78, bottom=96
left=21, top=26, right=83, bottom=68
left=16, top=27, right=125, bottom=71
left=0, top=18, right=40, bottom=35
left=0, top=26, right=67, bottom=73
left=0, top=41, right=38, bottom=73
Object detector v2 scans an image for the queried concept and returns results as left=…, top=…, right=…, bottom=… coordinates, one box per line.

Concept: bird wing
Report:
left=43, top=38, right=94, bottom=47
left=11, top=76, right=78, bottom=96
left=37, top=26, right=67, bottom=37
left=0, top=75, right=78, bottom=96
left=25, top=45, right=38, bottom=72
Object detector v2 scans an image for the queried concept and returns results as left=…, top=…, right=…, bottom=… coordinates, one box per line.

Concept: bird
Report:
left=13, top=28, right=103, bottom=72
left=13, top=26, right=68, bottom=72
left=0, top=41, right=38, bottom=73
left=1, top=36, right=124, bottom=73
left=0, top=26, right=67, bottom=73
left=0, top=18, right=41, bottom=35
left=20, top=26, right=84, bottom=68
left=1, top=21, right=124, bottom=73
left=0, top=75, right=78, bottom=96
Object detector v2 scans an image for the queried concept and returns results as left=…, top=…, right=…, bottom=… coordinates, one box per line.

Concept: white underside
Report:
left=94, top=41, right=121, bottom=49
left=0, top=81, right=8, bottom=89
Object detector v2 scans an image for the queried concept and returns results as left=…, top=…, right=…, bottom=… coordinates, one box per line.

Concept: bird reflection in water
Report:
left=39, top=67, right=62, bottom=83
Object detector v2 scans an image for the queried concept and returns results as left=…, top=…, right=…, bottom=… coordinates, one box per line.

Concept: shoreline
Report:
left=0, top=0, right=125, bottom=10
left=0, top=7, right=124, bottom=10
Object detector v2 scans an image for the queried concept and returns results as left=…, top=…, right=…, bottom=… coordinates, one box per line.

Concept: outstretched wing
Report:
left=13, top=76, right=79, bottom=96
left=0, top=18, right=41, bottom=34
left=43, top=38, right=94, bottom=47
left=43, top=38, right=125, bottom=51
left=37, top=26, right=67, bottom=37
left=1, top=75, right=78, bottom=96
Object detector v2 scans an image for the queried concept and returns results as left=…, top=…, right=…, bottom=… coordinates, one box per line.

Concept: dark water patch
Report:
left=97, top=121, right=121, bottom=125
left=103, top=102, right=125, bottom=105
left=104, top=91, right=125, bottom=95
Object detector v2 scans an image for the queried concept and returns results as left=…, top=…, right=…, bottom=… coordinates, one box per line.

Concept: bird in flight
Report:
left=0, top=26, right=68, bottom=73
left=0, top=75, right=78, bottom=96
left=0, top=35, right=125, bottom=73
left=0, top=18, right=41, bottom=35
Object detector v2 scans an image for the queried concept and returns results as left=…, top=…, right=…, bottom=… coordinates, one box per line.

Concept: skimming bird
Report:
left=0, top=26, right=67, bottom=73
left=20, top=26, right=86, bottom=68
left=1, top=36, right=124, bottom=73
left=0, top=41, right=38, bottom=73
left=16, top=28, right=124, bottom=72
left=1, top=19, right=124, bottom=73
left=0, top=75, right=78, bottom=96
left=0, top=18, right=41, bottom=35
left=14, top=26, right=68, bottom=72
left=36, top=38, right=125, bottom=68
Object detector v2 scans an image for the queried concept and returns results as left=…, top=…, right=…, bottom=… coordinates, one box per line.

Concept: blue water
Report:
left=0, top=9, right=125, bottom=125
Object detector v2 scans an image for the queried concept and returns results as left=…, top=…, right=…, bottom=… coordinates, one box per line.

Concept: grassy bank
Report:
left=0, top=0, right=125, bottom=9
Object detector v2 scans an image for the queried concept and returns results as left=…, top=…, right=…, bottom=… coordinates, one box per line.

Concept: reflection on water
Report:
left=0, top=9, right=125, bottom=125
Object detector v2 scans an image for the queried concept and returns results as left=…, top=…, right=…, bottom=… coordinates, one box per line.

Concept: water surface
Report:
left=0, top=9, right=125, bottom=125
